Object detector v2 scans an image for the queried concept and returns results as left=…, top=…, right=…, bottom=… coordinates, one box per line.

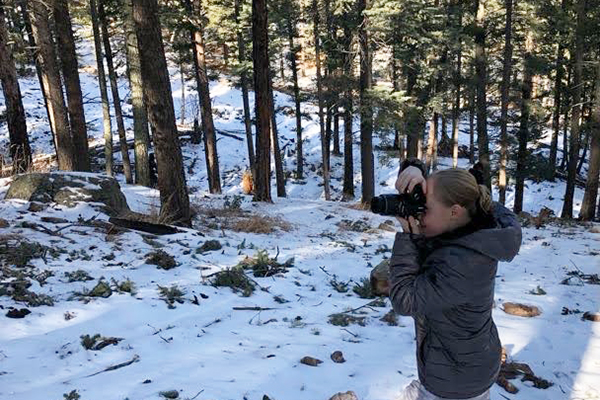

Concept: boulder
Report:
left=370, top=258, right=390, bottom=296
left=4, top=172, right=130, bottom=217
left=329, top=391, right=359, bottom=400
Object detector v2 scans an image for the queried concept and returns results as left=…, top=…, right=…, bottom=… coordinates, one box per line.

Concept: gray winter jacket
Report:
left=389, top=203, right=522, bottom=399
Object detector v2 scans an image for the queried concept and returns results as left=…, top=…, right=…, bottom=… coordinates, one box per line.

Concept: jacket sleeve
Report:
left=388, top=233, right=469, bottom=317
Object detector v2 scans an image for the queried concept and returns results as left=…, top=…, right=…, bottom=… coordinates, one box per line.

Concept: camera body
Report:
left=370, top=185, right=427, bottom=218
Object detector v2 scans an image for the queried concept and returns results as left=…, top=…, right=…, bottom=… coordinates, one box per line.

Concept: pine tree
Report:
left=99, top=0, right=133, bottom=183
left=123, top=0, right=151, bottom=187
left=132, top=0, right=191, bottom=225
left=498, top=0, right=514, bottom=204
left=234, top=0, right=255, bottom=176
left=189, top=0, right=221, bottom=194
left=561, top=0, right=586, bottom=219
left=580, top=59, right=600, bottom=220
left=28, top=0, right=75, bottom=170
left=0, top=0, right=31, bottom=173
left=358, top=0, right=374, bottom=204
left=90, top=0, right=113, bottom=176
left=252, top=0, right=272, bottom=202
left=474, top=0, right=490, bottom=188
left=53, top=0, right=90, bottom=172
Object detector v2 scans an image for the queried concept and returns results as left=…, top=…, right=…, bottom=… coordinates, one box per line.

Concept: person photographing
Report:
left=385, top=161, right=522, bottom=400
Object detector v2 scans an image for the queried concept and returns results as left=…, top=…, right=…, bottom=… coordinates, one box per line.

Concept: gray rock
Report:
left=329, top=391, right=359, bottom=400
left=5, top=172, right=130, bottom=217
left=370, top=258, right=390, bottom=297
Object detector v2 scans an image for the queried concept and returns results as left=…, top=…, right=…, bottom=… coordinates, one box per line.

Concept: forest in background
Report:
left=0, top=0, right=599, bottom=224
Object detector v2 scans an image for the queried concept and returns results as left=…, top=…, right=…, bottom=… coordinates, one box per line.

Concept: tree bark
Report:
left=269, top=69, right=286, bottom=197
left=313, top=0, right=331, bottom=200
left=28, top=0, right=74, bottom=171
left=191, top=0, right=221, bottom=194
left=234, top=0, right=255, bottom=176
left=498, top=0, right=514, bottom=204
left=333, top=107, right=340, bottom=156
left=513, top=33, right=533, bottom=215
left=132, top=0, right=191, bottom=225
left=19, top=0, right=53, bottom=143
left=342, top=25, right=354, bottom=200
left=99, top=0, right=133, bottom=184
left=90, top=0, right=113, bottom=176
left=53, top=0, right=90, bottom=172
left=180, top=62, right=186, bottom=125
left=549, top=0, right=568, bottom=179
left=426, top=114, right=438, bottom=173
left=474, top=0, right=490, bottom=188
left=123, top=0, right=151, bottom=187
left=469, top=64, right=475, bottom=164
left=358, top=0, right=374, bottom=204
left=451, top=0, right=463, bottom=169
left=0, top=0, right=32, bottom=173
left=560, top=63, right=571, bottom=170
left=286, top=13, right=303, bottom=179
left=561, top=0, right=585, bottom=219
left=252, top=0, right=272, bottom=202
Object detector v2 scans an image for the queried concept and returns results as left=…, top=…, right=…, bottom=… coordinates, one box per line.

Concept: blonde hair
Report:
left=430, top=169, right=492, bottom=217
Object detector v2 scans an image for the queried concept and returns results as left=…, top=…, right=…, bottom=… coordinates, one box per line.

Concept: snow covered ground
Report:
left=1, top=35, right=599, bottom=400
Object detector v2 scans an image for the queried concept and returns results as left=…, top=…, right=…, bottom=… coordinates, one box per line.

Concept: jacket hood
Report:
left=442, top=203, right=522, bottom=262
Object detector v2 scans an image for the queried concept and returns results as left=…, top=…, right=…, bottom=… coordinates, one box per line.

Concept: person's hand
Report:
left=395, top=166, right=427, bottom=194
left=398, top=216, right=421, bottom=235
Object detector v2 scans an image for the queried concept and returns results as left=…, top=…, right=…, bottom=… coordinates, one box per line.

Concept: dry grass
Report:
left=192, top=205, right=292, bottom=234
left=230, top=214, right=292, bottom=234
left=344, top=201, right=371, bottom=211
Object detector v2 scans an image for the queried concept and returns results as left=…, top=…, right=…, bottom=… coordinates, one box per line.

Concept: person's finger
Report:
left=396, top=174, right=408, bottom=193
left=407, top=177, right=417, bottom=193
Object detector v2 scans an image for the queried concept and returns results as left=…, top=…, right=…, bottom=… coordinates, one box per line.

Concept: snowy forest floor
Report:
left=1, top=49, right=599, bottom=399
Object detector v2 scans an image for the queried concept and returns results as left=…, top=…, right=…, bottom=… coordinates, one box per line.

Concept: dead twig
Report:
left=85, top=354, right=140, bottom=378
left=233, top=306, right=275, bottom=311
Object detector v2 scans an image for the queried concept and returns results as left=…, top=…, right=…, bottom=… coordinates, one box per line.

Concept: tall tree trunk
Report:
left=392, top=42, right=404, bottom=159
left=451, top=0, right=463, bottom=169
left=561, top=0, right=585, bottom=219
left=342, top=26, right=354, bottom=200
left=19, top=0, right=53, bottom=140
left=405, top=71, right=421, bottom=159
left=29, top=0, right=74, bottom=170
left=53, top=0, right=90, bottom=172
left=474, top=0, right=490, bottom=188
left=252, top=0, right=272, bottom=202
left=132, top=0, right=191, bottom=225
left=269, top=69, right=286, bottom=197
left=514, top=33, right=534, bottom=215
left=313, top=0, right=331, bottom=200
left=100, top=0, right=133, bottom=184
left=469, top=65, right=475, bottom=164
left=333, top=107, right=340, bottom=155
left=0, top=0, right=32, bottom=172
left=123, top=0, right=151, bottom=186
left=234, top=0, right=255, bottom=176
left=549, top=0, right=568, bottom=179
left=358, top=0, right=374, bottom=204
left=90, top=0, right=113, bottom=176
left=191, top=0, right=221, bottom=194
left=180, top=62, right=186, bottom=125
left=286, top=14, right=303, bottom=179
left=577, top=118, right=589, bottom=175
left=498, top=0, right=514, bottom=204
left=560, top=63, right=572, bottom=170
left=426, top=114, right=438, bottom=173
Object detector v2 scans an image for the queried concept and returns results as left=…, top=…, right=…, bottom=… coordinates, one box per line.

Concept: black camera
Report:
left=370, top=185, right=427, bottom=218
